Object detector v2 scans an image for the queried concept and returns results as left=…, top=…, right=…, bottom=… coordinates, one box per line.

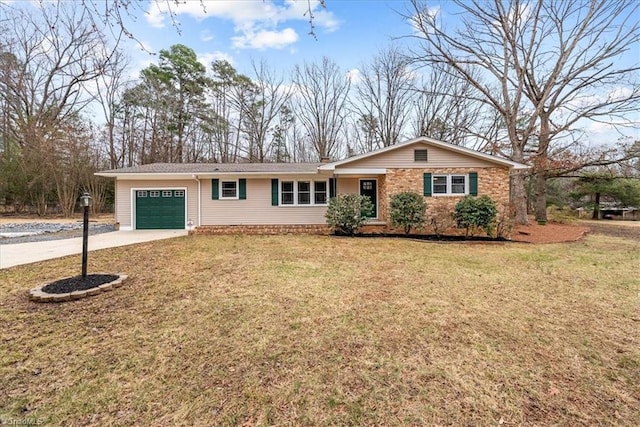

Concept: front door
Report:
left=359, top=179, right=377, bottom=219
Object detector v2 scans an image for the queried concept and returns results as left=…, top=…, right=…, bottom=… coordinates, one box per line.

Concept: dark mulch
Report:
left=42, top=274, right=119, bottom=294
left=337, top=233, right=508, bottom=242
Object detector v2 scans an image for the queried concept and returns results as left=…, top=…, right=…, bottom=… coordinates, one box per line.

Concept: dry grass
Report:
left=1, top=234, right=639, bottom=426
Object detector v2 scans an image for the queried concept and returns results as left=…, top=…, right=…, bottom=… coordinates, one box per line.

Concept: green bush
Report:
left=390, top=191, right=427, bottom=234
left=453, top=195, right=498, bottom=237
left=325, top=193, right=374, bottom=236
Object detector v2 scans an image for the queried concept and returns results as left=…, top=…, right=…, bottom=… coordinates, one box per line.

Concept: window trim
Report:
left=432, top=174, right=469, bottom=196
left=219, top=180, right=239, bottom=200
left=280, top=181, right=295, bottom=205
left=314, top=181, right=328, bottom=205
left=297, top=181, right=312, bottom=205
left=279, top=179, right=329, bottom=206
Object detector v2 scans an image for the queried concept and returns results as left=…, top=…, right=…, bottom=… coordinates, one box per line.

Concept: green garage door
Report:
left=135, top=190, right=185, bottom=229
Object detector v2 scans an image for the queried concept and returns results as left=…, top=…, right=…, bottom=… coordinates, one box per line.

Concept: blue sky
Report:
left=123, top=0, right=419, bottom=77
left=120, top=0, right=639, bottom=143
left=3, top=0, right=637, bottom=143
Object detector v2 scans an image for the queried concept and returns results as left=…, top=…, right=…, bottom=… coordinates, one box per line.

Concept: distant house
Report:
left=96, top=137, right=529, bottom=233
left=577, top=204, right=640, bottom=221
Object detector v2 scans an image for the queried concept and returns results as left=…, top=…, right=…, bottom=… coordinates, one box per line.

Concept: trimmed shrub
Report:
left=325, top=193, right=374, bottom=236
left=453, top=195, right=498, bottom=237
left=390, top=191, right=427, bottom=234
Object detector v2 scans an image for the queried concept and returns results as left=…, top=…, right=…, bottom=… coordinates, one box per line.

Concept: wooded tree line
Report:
left=0, top=0, right=638, bottom=223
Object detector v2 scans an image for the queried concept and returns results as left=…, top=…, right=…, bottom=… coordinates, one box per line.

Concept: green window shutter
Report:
left=423, top=173, right=432, bottom=197
left=469, top=172, right=478, bottom=196
left=239, top=179, right=247, bottom=200
left=212, top=179, right=219, bottom=200
left=271, top=179, right=279, bottom=206
left=329, top=178, right=336, bottom=198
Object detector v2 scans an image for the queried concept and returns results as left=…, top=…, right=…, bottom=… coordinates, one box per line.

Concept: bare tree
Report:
left=95, top=48, right=131, bottom=169
left=292, top=57, right=351, bottom=160
left=352, top=46, right=415, bottom=148
left=411, top=63, right=487, bottom=147
left=0, top=4, right=115, bottom=149
left=409, top=0, right=640, bottom=224
left=242, top=60, right=292, bottom=162
left=0, top=2, right=118, bottom=215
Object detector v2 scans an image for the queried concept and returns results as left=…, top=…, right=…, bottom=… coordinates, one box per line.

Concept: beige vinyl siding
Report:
left=201, top=177, right=327, bottom=225
left=116, top=179, right=197, bottom=229
left=339, top=142, right=495, bottom=169
left=336, top=177, right=359, bottom=195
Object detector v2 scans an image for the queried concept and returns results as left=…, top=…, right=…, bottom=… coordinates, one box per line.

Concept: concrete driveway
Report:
left=0, top=230, right=188, bottom=269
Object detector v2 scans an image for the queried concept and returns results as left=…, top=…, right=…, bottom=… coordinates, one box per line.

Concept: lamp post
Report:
left=81, top=192, right=92, bottom=279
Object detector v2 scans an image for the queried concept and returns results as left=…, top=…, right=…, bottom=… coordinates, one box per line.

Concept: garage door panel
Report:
left=136, top=190, right=185, bottom=229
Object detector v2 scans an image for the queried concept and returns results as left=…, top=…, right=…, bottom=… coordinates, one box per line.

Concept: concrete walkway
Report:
left=0, top=230, right=188, bottom=269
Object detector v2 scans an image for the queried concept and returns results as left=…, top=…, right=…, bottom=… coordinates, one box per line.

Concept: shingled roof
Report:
left=97, top=162, right=323, bottom=175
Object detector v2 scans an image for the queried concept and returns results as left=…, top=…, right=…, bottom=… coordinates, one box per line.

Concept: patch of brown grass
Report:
left=1, top=234, right=638, bottom=425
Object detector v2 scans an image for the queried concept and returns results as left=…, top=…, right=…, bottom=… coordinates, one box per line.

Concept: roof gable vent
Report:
left=414, top=149, right=428, bottom=162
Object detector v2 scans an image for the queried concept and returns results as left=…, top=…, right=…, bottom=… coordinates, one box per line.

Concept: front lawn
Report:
left=1, top=234, right=638, bottom=425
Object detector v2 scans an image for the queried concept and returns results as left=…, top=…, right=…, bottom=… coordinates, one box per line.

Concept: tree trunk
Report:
left=534, top=172, right=547, bottom=222
left=534, top=114, right=551, bottom=222
left=511, top=171, right=529, bottom=225
left=592, top=192, right=601, bottom=220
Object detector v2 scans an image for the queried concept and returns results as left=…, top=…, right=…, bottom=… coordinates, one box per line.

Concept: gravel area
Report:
left=0, top=222, right=117, bottom=244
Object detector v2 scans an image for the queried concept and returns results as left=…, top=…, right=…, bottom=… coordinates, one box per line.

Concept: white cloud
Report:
left=145, top=0, right=340, bottom=50
left=607, top=86, right=634, bottom=102
left=278, top=0, right=341, bottom=32
left=587, top=121, right=617, bottom=134
left=198, top=51, right=234, bottom=67
left=145, top=4, right=167, bottom=28
left=232, top=28, right=299, bottom=50
left=346, top=68, right=362, bottom=84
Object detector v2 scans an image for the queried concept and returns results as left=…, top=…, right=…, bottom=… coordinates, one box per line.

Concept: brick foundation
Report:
left=191, top=224, right=332, bottom=236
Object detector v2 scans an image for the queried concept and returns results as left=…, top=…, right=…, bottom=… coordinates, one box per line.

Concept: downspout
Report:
left=192, top=174, right=201, bottom=228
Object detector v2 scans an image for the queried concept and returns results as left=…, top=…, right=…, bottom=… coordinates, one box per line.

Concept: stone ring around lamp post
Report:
left=29, top=274, right=128, bottom=302
left=27, top=191, right=128, bottom=303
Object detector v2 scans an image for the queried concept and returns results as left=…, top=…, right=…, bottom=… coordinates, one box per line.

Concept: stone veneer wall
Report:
left=192, top=224, right=332, bottom=235
left=380, top=167, right=511, bottom=232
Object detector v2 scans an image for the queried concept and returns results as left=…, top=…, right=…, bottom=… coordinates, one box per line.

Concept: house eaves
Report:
left=95, top=162, right=326, bottom=179
left=318, top=137, right=530, bottom=171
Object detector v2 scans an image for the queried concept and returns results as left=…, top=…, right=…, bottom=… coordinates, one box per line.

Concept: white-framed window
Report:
left=149, top=190, right=160, bottom=198
left=174, top=190, right=185, bottom=197
left=220, top=180, right=238, bottom=199
left=137, top=190, right=148, bottom=198
left=280, top=180, right=329, bottom=206
left=298, top=181, right=311, bottom=205
left=433, top=175, right=468, bottom=195
left=314, top=181, right=327, bottom=205
left=281, top=181, right=295, bottom=205
left=162, top=190, right=172, bottom=197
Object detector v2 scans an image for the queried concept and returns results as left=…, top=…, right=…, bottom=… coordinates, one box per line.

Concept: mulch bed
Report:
left=346, top=233, right=508, bottom=242
left=42, top=274, right=120, bottom=294
left=512, top=221, right=590, bottom=243
left=343, top=220, right=593, bottom=244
